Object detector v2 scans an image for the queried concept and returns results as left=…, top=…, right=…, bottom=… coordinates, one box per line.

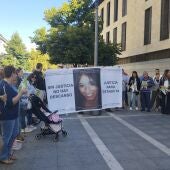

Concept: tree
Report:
left=2, top=32, right=29, bottom=69
left=31, top=0, right=121, bottom=66
left=28, top=49, right=57, bottom=71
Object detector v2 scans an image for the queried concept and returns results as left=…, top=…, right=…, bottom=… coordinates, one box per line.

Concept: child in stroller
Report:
left=29, top=94, right=67, bottom=141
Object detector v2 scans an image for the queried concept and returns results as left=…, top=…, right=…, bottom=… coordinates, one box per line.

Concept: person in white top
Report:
left=20, top=73, right=37, bottom=133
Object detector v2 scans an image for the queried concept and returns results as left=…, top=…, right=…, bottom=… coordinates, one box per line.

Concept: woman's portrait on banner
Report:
left=73, top=68, right=102, bottom=111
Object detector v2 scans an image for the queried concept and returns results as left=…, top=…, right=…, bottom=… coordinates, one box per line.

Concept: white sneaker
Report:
left=29, top=125, right=37, bottom=131
left=135, top=107, right=139, bottom=110
left=21, top=129, right=25, bottom=133
left=24, top=127, right=33, bottom=133
left=129, top=107, right=132, bottom=110
left=12, top=140, right=22, bottom=150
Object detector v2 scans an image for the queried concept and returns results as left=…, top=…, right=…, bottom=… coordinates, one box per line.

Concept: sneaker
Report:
left=16, top=135, right=25, bottom=142
left=12, top=140, right=22, bottom=150
left=21, top=129, right=25, bottom=133
left=28, top=125, right=37, bottom=131
left=24, top=127, right=33, bottom=133
left=135, top=107, right=139, bottom=110
left=0, top=159, right=14, bottom=164
left=129, top=107, right=132, bottom=111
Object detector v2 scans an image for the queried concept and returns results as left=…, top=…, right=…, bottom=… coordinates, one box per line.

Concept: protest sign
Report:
left=45, top=67, right=122, bottom=114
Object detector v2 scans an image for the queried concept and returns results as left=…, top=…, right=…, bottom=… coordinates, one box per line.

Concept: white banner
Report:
left=45, top=67, right=122, bottom=114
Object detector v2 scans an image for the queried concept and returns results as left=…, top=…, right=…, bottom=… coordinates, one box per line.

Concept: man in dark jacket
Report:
left=33, top=63, right=45, bottom=91
left=140, top=71, right=155, bottom=112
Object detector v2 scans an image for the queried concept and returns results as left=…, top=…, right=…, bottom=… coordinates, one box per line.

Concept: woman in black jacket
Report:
left=160, top=69, right=170, bottom=114
left=128, top=71, right=141, bottom=110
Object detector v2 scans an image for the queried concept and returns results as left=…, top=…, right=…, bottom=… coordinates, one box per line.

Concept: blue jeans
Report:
left=20, top=108, right=27, bottom=129
left=141, top=92, right=151, bottom=111
left=19, top=108, right=33, bottom=129
left=130, top=92, right=138, bottom=107
left=0, top=118, right=19, bottom=160
left=27, top=109, right=33, bottom=126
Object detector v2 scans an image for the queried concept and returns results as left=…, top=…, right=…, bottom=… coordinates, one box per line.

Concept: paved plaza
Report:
left=1, top=110, right=170, bottom=170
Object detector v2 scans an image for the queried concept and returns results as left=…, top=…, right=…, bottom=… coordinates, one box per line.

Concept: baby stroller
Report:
left=29, top=94, right=67, bottom=141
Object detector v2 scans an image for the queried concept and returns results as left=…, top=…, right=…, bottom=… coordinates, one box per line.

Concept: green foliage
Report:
left=30, top=28, right=47, bottom=54
left=31, top=0, right=121, bottom=66
left=28, top=49, right=57, bottom=71
left=98, top=41, right=121, bottom=66
left=1, top=32, right=30, bottom=69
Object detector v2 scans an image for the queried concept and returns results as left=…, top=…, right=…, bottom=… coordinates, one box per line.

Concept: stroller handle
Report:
left=53, top=110, right=58, bottom=113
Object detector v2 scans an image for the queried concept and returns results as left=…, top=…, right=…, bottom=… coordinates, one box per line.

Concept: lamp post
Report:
left=94, top=0, right=98, bottom=66
left=93, top=0, right=102, bottom=116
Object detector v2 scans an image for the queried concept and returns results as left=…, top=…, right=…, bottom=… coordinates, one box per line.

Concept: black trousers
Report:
left=161, top=92, right=170, bottom=114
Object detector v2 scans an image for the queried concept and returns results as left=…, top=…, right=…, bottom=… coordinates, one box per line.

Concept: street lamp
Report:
left=94, top=0, right=98, bottom=66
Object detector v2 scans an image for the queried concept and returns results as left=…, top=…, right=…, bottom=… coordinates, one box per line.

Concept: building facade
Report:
left=98, top=0, right=170, bottom=75
left=0, top=34, right=7, bottom=55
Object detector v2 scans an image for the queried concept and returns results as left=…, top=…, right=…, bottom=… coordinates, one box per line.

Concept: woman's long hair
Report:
left=27, top=73, right=37, bottom=86
left=131, top=71, right=138, bottom=78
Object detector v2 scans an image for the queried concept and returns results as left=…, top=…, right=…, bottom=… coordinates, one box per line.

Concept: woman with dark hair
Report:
left=74, top=69, right=101, bottom=111
left=128, top=71, right=141, bottom=110
left=15, top=67, right=23, bottom=88
left=20, top=73, right=37, bottom=133
left=160, top=69, right=170, bottom=114
left=0, top=65, right=27, bottom=164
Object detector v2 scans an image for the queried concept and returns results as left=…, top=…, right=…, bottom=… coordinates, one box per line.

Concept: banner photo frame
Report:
left=45, top=67, right=122, bottom=114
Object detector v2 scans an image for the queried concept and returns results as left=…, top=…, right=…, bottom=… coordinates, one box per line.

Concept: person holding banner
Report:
left=73, top=69, right=101, bottom=111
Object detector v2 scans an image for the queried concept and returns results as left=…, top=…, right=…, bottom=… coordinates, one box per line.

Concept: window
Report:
left=101, top=8, right=104, bottom=29
left=106, top=31, right=110, bottom=44
left=160, top=0, right=170, bottom=40
left=144, top=7, right=152, bottom=45
left=121, top=22, right=127, bottom=51
left=107, top=2, right=111, bottom=26
left=122, top=0, right=127, bottom=17
left=114, top=0, right=118, bottom=22
left=113, top=27, right=117, bottom=44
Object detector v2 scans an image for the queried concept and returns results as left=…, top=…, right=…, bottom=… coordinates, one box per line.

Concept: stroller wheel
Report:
left=62, top=130, right=67, bottom=137
left=53, top=133, right=59, bottom=142
left=35, top=134, right=41, bottom=140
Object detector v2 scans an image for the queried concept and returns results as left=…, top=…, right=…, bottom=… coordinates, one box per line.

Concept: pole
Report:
left=93, top=0, right=101, bottom=116
left=94, top=0, right=98, bottom=66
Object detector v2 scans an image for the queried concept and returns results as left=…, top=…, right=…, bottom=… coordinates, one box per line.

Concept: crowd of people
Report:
left=0, top=64, right=169, bottom=165
left=0, top=63, right=45, bottom=164
left=122, top=68, right=170, bottom=114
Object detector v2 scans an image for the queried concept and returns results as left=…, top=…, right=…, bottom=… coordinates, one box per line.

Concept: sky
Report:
left=0, top=0, right=68, bottom=50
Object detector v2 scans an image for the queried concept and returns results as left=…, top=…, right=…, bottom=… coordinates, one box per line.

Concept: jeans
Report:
left=151, top=90, right=160, bottom=109
left=0, top=118, right=19, bottom=160
left=20, top=108, right=27, bottom=129
left=130, top=92, right=138, bottom=107
left=141, top=92, right=151, bottom=111
left=27, top=109, right=32, bottom=126
left=122, top=90, right=128, bottom=107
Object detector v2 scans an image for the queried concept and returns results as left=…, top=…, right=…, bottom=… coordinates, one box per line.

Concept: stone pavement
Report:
left=1, top=110, right=170, bottom=170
